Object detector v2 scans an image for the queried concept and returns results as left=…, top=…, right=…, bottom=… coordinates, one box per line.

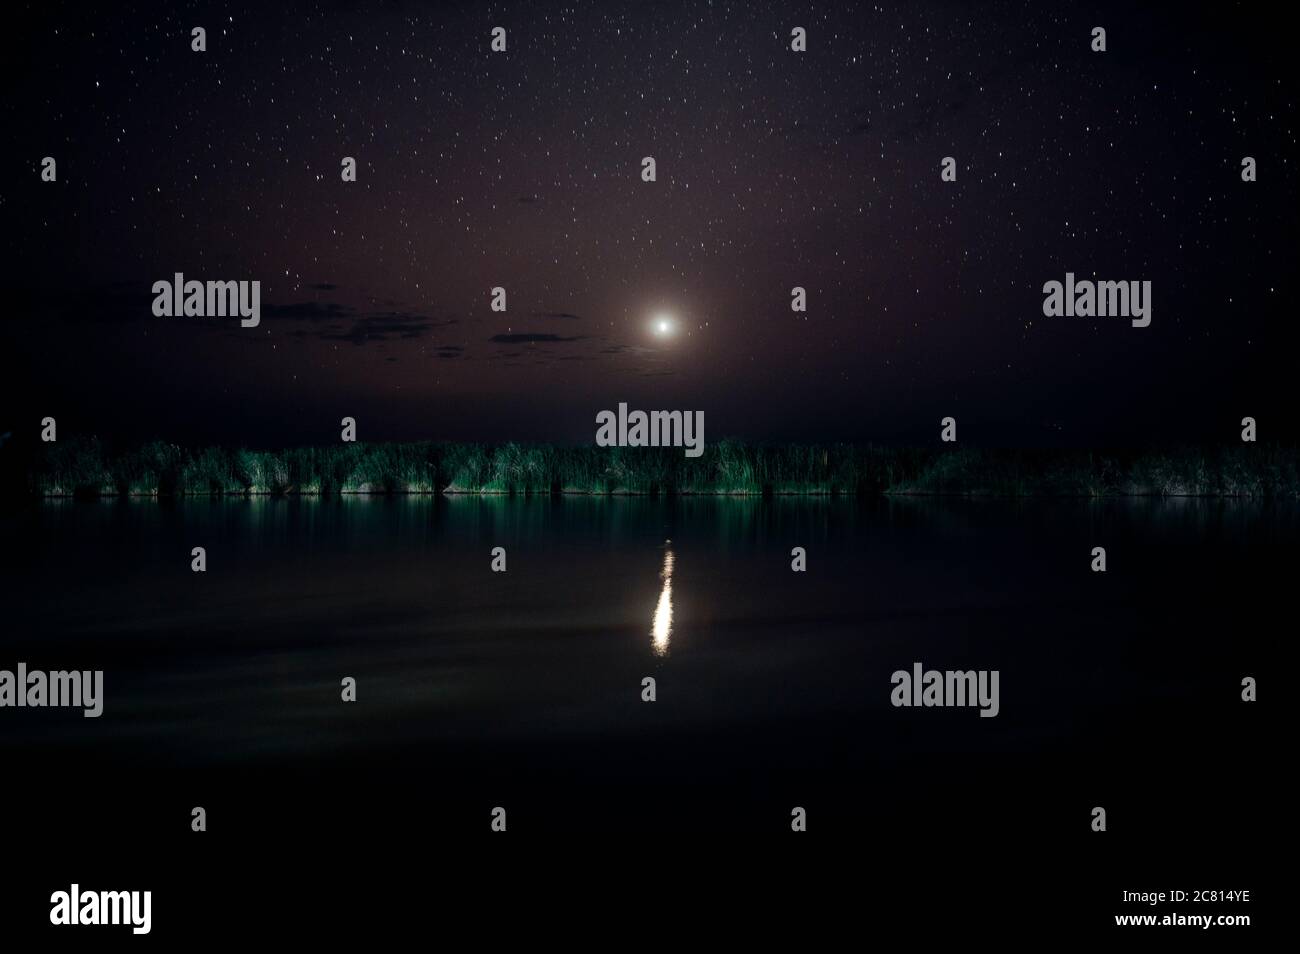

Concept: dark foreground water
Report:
left=1, top=495, right=1284, bottom=854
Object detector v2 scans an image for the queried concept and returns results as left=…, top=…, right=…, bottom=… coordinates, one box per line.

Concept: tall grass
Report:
left=28, top=438, right=1300, bottom=498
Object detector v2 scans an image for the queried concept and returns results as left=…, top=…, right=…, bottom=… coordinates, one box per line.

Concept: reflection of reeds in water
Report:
left=28, top=437, right=1300, bottom=498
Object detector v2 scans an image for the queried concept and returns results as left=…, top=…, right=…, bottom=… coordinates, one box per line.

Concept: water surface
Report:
left=3, top=495, right=1283, bottom=839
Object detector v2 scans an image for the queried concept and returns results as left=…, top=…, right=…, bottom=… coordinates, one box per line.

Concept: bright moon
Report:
left=651, top=313, right=677, bottom=338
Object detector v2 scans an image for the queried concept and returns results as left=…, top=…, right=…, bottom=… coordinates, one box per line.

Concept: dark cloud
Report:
left=263, top=302, right=356, bottom=321
left=488, top=334, right=585, bottom=344
left=531, top=311, right=584, bottom=321
left=320, top=313, right=450, bottom=346
left=260, top=303, right=458, bottom=346
left=308, top=283, right=339, bottom=291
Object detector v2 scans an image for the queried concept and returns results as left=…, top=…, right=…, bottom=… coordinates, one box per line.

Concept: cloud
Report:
left=263, top=302, right=356, bottom=321
left=488, top=333, right=586, bottom=344
left=259, top=299, right=460, bottom=347
left=35, top=282, right=463, bottom=355
left=531, top=311, right=584, bottom=321
left=320, top=313, right=454, bottom=346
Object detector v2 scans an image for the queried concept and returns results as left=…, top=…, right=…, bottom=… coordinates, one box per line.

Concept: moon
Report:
left=650, top=313, right=677, bottom=338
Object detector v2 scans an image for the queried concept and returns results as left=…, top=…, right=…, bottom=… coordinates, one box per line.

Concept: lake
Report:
left=2, top=494, right=1282, bottom=843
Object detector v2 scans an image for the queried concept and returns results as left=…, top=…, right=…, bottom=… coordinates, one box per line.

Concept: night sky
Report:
left=4, top=0, right=1296, bottom=449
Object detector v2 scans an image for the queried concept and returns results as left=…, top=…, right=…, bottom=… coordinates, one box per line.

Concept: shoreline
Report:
left=34, top=488, right=1298, bottom=500
left=26, top=439, right=1300, bottom=500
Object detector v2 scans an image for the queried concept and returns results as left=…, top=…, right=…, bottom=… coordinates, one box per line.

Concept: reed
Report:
left=28, top=438, right=1300, bottom=498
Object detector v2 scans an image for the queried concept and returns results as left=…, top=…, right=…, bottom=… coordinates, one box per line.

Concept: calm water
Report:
left=3, top=495, right=1286, bottom=840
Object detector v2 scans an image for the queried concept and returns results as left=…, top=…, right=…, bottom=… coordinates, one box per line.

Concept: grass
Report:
left=27, top=438, right=1300, bottom=498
